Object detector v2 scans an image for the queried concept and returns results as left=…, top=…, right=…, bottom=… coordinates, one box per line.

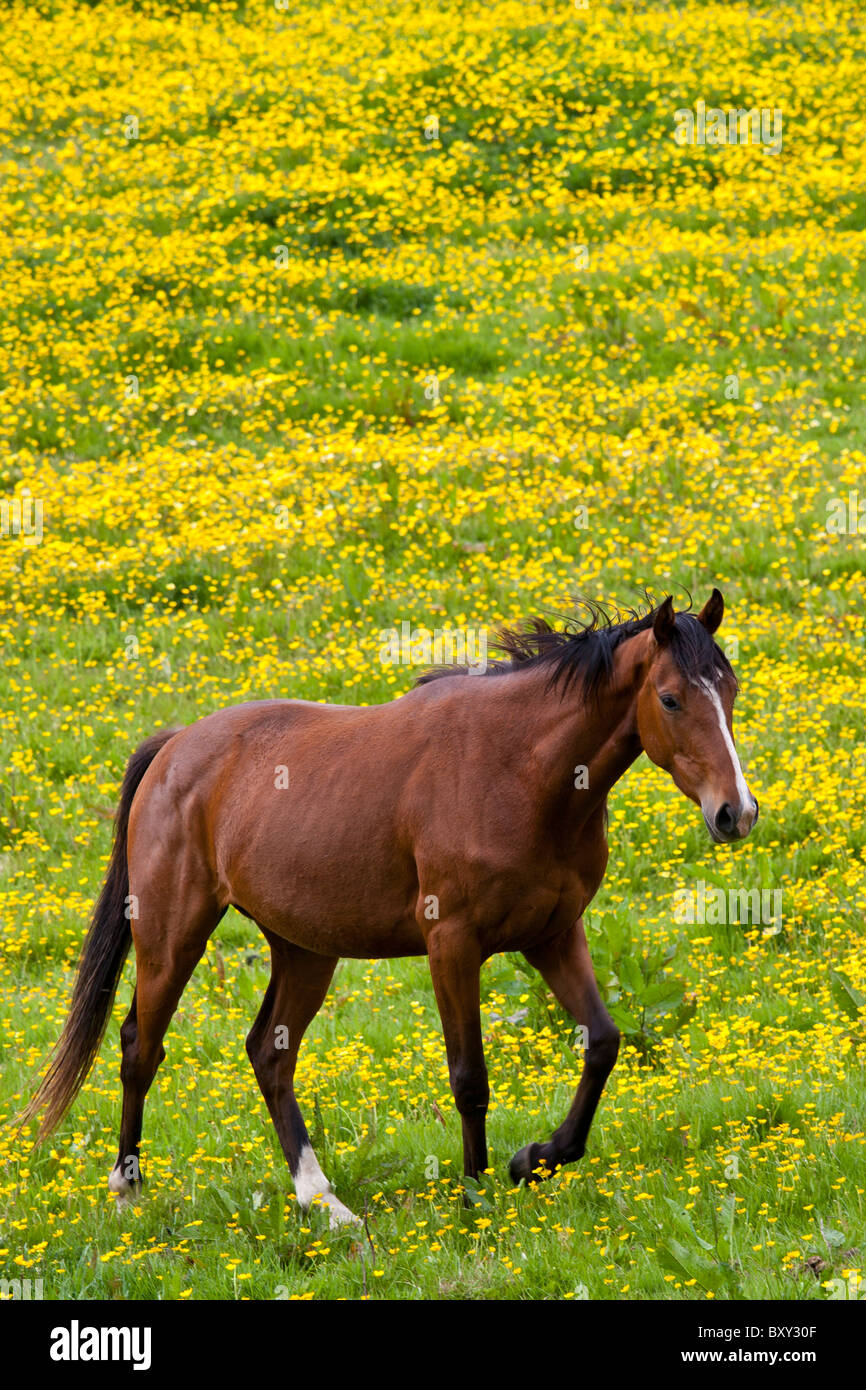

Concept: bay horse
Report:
left=22, top=591, right=758, bottom=1228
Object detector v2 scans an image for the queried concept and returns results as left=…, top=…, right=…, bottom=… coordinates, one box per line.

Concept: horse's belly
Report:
left=260, top=912, right=427, bottom=959
left=224, top=811, right=425, bottom=957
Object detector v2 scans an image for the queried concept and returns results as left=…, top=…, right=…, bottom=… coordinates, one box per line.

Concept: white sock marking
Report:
left=108, top=1163, right=135, bottom=1210
left=294, top=1144, right=360, bottom=1230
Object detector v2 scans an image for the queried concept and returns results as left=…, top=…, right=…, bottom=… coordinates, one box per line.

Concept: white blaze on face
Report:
left=294, top=1144, right=360, bottom=1230
left=697, top=678, right=752, bottom=814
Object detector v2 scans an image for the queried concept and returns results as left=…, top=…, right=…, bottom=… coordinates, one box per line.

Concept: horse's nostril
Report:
left=715, top=803, right=737, bottom=836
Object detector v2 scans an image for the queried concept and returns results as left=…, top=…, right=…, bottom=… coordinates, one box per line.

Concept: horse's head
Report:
left=636, top=590, right=758, bottom=843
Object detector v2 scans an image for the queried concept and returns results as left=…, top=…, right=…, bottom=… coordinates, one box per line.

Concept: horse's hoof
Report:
left=306, top=1189, right=361, bottom=1231
left=510, top=1142, right=546, bottom=1185
left=325, top=1198, right=362, bottom=1232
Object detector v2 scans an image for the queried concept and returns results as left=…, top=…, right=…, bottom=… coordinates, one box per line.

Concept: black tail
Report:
left=18, top=729, right=178, bottom=1142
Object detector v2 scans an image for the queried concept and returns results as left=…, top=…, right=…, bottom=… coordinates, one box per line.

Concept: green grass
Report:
left=1, top=0, right=865, bottom=1302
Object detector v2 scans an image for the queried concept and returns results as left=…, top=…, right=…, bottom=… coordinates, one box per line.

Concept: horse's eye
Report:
left=660, top=693, right=680, bottom=712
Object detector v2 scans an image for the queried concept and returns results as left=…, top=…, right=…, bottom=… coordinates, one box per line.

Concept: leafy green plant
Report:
left=497, top=912, right=695, bottom=1065
left=657, top=1195, right=743, bottom=1297
left=830, top=969, right=866, bottom=1030
left=589, top=912, right=696, bottom=1062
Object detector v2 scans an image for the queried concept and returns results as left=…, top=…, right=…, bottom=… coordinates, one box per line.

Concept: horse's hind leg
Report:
left=510, top=918, right=620, bottom=1184
left=246, top=929, right=358, bottom=1230
left=109, top=880, right=223, bottom=1204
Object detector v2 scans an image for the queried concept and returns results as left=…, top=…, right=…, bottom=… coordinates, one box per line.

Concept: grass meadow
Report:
left=0, top=0, right=864, bottom=1300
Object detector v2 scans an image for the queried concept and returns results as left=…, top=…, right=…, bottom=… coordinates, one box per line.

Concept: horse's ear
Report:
left=652, top=596, right=676, bottom=648
left=697, top=588, right=724, bottom=635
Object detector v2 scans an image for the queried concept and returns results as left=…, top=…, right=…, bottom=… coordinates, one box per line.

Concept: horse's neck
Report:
left=517, top=632, right=650, bottom=822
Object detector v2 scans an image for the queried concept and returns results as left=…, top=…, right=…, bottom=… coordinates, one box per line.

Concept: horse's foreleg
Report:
left=510, top=917, right=619, bottom=1184
left=427, top=924, right=489, bottom=1181
left=245, top=931, right=357, bottom=1230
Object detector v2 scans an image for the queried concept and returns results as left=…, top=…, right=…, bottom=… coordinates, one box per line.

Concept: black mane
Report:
left=414, top=596, right=736, bottom=701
